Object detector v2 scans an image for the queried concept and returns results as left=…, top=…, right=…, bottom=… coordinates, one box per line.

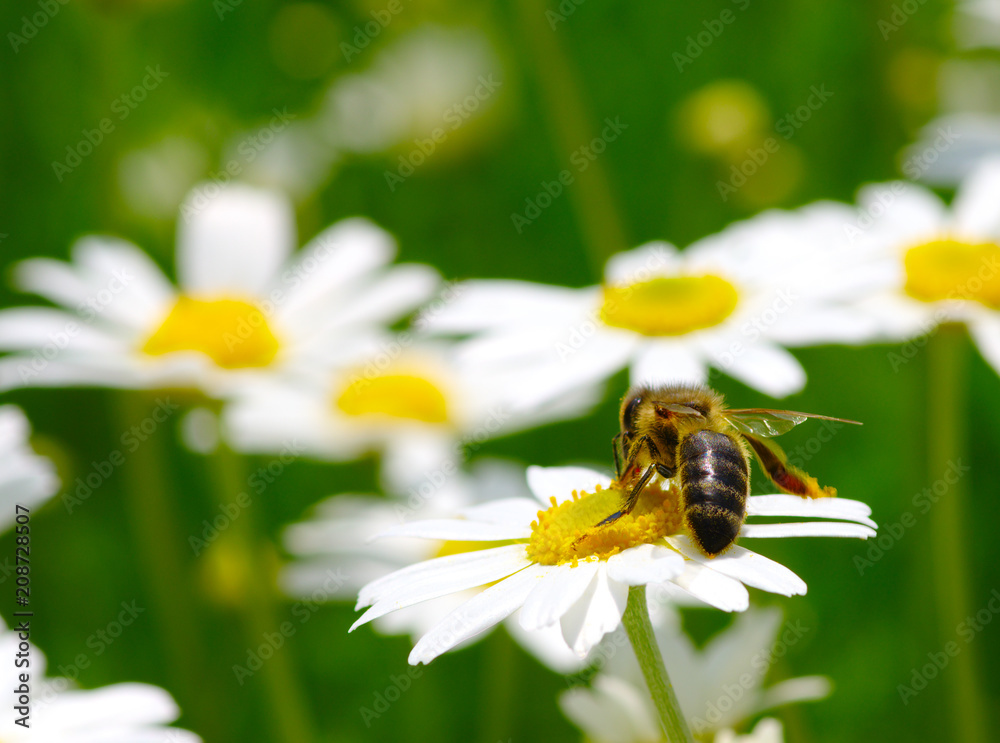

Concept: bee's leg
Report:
left=598, top=464, right=656, bottom=525
left=655, top=463, right=675, bottom=479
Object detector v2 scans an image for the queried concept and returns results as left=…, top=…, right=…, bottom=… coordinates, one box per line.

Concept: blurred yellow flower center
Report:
left=904, top=240, right=1000, bottom=309
left=527, top=482, right=682, bottom=566
left=335, top=374, right=449, bottom=424
left=601, top=276, right=739, bottom=336
left=142, top=296, right=280, bottom=368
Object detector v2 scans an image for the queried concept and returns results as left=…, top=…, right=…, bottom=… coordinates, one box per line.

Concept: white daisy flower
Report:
left=282, top=458, right=584, bottom=673
left=0, top=621, right=199, bottom=742
left=0, top=406, right=59, bottom=532
left=422, top=212, right=876, bottom=402
left=0, top=182, right=438, bottom=397
left=352, top=465, right=876, bottom=665
left=844, top=158, right=1000, bottom=372
left=560, top=606, right=830, bottom=742
left=223, top=335, right=600, bottom=490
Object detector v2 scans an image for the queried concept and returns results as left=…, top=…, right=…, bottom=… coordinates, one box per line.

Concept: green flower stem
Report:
left=114, top=392, right=223, bottom=741
left=512, top=0, right=629, bottom=277
left=926, top=326, right=988, bottom=743
left=208, top=444, right=319, bottom=743
left=622, top=586, right=695, bottom=743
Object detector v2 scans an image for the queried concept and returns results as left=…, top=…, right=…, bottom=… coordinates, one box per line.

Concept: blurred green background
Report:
left=4, top=0, right=1000, bottom=741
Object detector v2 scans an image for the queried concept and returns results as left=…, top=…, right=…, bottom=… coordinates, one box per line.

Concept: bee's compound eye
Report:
left=623, top=396, right=643, bottom=431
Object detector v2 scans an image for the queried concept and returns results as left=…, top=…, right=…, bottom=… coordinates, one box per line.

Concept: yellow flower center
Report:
left=527, top=482, right=683, bottom=566
left=600, top=276, right=739, bottom=336
left=335, top=373, right=449, bottom=424
left=904, top=239, right=1000, bottom=309
left=142, top=296, right=280, bottom=369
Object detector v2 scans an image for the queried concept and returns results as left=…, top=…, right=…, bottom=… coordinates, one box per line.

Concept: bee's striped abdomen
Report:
left=679, top=430, right=749, bottom=555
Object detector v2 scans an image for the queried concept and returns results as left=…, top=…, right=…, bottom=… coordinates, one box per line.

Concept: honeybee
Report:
left=600, top=384, right=861, bottom=556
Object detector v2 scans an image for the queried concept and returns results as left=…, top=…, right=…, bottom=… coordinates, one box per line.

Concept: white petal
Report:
left=969, top=316, right=1000, bottom=375
left=408, top=563, right=550, bottom=664
left=747, top=494, right=877, bottom=529
left=503, top=618, right=586, bottom=674
left=329, top=264, right=440, bottom=329
left=73, top=236, right=176, bottom=327
left=275, top=217, right=396, bottom=319
left=604, top=242, right=682, bottom=284
left=741, top=522, right=876, bottom=539
left=526, top=465, right=612, bottom=506
left=630, top=341, right=707, bottom=387
left=665, top=536, right=806, bottom=596
left=39, top=682, right=180, bottom=728
left=0, top=308, right=129, bottom=351
left=420, top=280, right=585, bottom=333
left=352, top=548, right=530, bottom=630
left=14, top=258, right=94, bottom=308
left=560, top=566, right=629, bottom=656
left=668, top=561, right=750, bottom=612
left=519, top=561, right=599, bottom=631
left=606, top=543, right=686, bottom=585
left=953, top=157, right=1000, bottom=237
left=560, top=676, right=660, bottom=743
left=719, top=343, right=805, bottom=398
left=459, top=498, right=542, bottom=527
left=177, top=183, right=294, bottom=295
left=356, top=543, right=529, bottom=608
left=375, top=519, right=530, bottom=541
left=758, top=675, right=832, bottom=710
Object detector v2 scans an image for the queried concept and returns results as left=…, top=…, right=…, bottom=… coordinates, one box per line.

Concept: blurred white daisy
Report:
left=715, top=718, right=786, bottom=743
left=845, top=158, right=1000, bottom=372
left=423, top=212, right=876, bottom=402
left=0, top=182, right=438, bottom=397
left=282, top=458, right=584, bottom=673
left=560, top=606, right=829, bottom=742
left=223, top=335, right=600, bottom=490
left=0, top=405, right=59, bottom=532
left=0, top=621, right=199, bottom=742
left=352, top=465, right=876, bottom=664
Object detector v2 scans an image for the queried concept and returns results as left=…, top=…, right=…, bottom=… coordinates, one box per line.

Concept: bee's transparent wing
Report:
left=724, top=409, right=861, bottom=438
